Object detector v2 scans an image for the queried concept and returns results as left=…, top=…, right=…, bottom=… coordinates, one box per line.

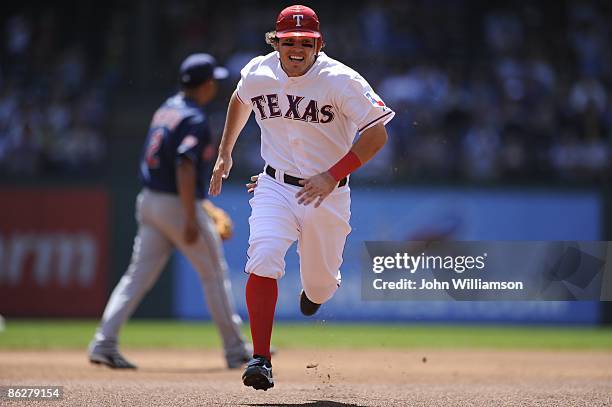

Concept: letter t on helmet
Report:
left=276, top=5, right=322, bottom=39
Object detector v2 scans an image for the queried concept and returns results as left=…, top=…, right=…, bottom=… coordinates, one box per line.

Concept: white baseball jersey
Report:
left=236, top=51, right=395, bottom=177
left=238, top=51, right=394, bottom=304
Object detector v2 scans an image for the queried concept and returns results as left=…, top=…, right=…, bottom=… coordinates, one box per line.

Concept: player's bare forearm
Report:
left=350, top=122, right=388, bottom=164
left=218, top=91, right=252, bottom=156
left=209, top=91, right=252, bottom=196
left=177, top=158, right=199, bottom=243
left=177, top=158, right=197, bottom=218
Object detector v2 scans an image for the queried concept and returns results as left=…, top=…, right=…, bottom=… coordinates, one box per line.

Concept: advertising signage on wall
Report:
left=173, top=185, right=601, bottom=323
left=0, top=188, right=109, bottom=316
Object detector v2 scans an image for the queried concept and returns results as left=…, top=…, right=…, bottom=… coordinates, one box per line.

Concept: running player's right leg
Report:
left=93, top=191, right=173, bottom=345
left=244, top=173, right=299, bottom=360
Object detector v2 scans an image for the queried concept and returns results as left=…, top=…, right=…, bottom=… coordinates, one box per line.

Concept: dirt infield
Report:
left=1, top=349, right=611, bottom=406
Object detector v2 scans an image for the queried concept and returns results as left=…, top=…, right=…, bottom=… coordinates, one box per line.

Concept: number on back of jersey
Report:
left=145, top=128, right=165, bottom=168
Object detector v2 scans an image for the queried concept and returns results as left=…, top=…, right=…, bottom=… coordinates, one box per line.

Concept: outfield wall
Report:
left=173, top=185, right=601, bottom=324
left=0, top=183, right=603, bottom=322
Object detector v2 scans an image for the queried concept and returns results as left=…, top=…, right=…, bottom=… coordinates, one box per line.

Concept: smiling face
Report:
left=278, top=36, right=320, bottom=77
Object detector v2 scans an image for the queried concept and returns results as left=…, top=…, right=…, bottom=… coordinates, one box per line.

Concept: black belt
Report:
left=265, top=165, right=348, bottom=188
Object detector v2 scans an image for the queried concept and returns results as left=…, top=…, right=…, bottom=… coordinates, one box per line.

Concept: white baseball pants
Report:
left=245, top=171, right=351, bottom=304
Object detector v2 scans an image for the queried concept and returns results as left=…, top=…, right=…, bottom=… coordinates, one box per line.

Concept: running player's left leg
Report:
left=298, top=187, right=351, bottom=313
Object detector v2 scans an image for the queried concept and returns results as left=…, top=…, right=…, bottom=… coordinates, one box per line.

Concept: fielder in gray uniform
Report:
left=89, top=53, right=250, bottom=369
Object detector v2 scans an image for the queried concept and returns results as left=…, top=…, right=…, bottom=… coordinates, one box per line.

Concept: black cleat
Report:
left=89, top=349, right=137, bottom=369
left=242, top=356, right=274, bottom=391
left=89, top=341, right=137, bottom=369
left=300, top=290, right=321, bottom=316
left=226, top=343, right=278, bottom=369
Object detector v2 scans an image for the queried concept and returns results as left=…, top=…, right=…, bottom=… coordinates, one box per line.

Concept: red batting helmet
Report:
left=276, top=5, right=321, bottom=39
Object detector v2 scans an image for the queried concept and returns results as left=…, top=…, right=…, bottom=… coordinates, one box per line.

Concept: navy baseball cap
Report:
left=179, top=53, right=229, bottom=88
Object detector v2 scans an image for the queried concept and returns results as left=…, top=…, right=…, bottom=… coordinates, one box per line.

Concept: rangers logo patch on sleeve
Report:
left=178, top=135, right=198, bottom=154
left=364, top=91, right=386, bottom=109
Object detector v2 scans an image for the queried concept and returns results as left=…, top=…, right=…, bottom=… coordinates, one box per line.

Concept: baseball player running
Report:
left=209, top=5, right=394, bottom=390
left=89, top=53, right=251, bottom=370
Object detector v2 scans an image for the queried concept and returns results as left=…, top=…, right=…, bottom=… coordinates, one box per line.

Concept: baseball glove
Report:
left=202, top=200, right=233, bottom=241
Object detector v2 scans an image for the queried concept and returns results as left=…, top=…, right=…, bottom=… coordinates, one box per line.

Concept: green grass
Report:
left=0, top=320, right=611, bottom=350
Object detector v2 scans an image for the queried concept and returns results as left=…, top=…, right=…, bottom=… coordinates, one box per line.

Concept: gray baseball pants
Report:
left=93, top=188, right=246, bottom=358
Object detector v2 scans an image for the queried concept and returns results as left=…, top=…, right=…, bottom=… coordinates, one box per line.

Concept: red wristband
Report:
left=328, top=151, right=362, bottom=181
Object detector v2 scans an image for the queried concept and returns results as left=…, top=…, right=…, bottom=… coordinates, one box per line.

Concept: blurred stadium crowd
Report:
left=0, top=9, right=120, bottom=175
left=1, top=0, right=610, bottom=183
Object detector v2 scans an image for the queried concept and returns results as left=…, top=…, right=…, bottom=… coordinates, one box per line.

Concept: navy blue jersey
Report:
left=139, top=94, right=213, bottom=199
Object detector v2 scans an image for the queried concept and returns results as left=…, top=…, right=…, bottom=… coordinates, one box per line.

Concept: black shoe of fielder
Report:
left=242, top=356, right=274, bottom=391
left=300, top=290, right=321, bottom=316
left=89, top=342, right=137, bottom=369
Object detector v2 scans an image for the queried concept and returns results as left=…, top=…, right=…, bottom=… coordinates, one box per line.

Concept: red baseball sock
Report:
left=245, top=273, right=278, bottom=360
